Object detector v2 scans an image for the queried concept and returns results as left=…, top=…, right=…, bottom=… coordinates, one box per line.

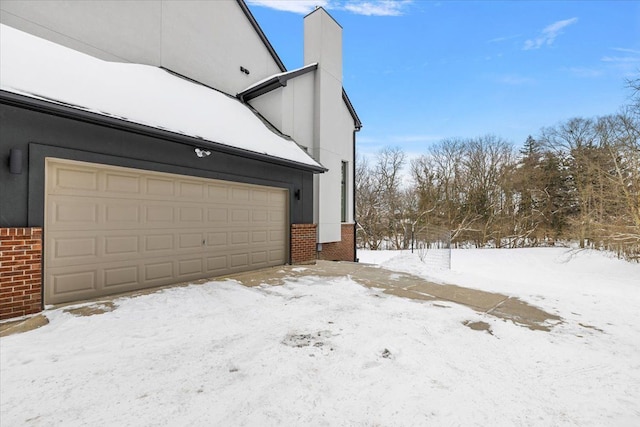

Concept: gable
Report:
left=0, top=0, right=284, bottom=95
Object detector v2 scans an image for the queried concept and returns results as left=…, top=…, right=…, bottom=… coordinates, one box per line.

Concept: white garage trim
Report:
left=44, top=158, right=288, bottom=304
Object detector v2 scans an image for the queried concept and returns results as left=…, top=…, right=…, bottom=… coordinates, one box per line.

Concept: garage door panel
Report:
left=147, top=178, right=175, bottom=197
left=177, top=233, right=202, bottom=249
left=45, top=158, right=288, bottom=305
left=270, top=229, right=286, bottom=243
left=207, top=207, right=228, bottom=222
left=269, top=191, right=286, bottom=204
left=50, top=199, right=99, bottom=227
left=252, top=189, right=268, bottom=202
left=252, top=209, right=268, bottom=222
left=179, top=206, right=204, bottom=222
left=269, top=210, right=285, bottom=222
left=144, top=234, right=174, bottom=252
left=49, top=165, right=99, bottom=193
left=178, top=258, right=203, bottom=276
left=145, top=261, right=174, bottom=281
left=105, top=172, right=141, bottom=194
left=231, top=231, right=249, bottom=245
left=207, top=185, right=228, bottom=201
left=231, top=209, right=250, bottom=223
left=251, top=251, right=268, bottom=264
left=104, top=236, right=139, bottom=255
left=105, top=203, right=140, bottom=223
left=53, top=237, right=97, bottom=259
left=231, top=187, right=250, bottom=201
left=252, top=230, right=268, bottom=243
left=178, top=181, right=205, bottom=199
left=230, top=253, right=249, bottom=268
left=269, top=248, right=286, bottom=262
left=52, top=270, right=97, bottom=295
left=207, top=232, right=228, bottom=247
left=207, top=255, right=228, bottom=273
left=103, top=265, right=139, bottom=288
left=145, top=205, right=175, bottom=223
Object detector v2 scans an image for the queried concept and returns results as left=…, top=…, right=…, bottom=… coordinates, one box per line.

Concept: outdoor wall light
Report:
left=294, top=189, right=301, bottom=200
left=194, top=148, right=211, bottom=158
left=9, top=148, right=22, bottom=174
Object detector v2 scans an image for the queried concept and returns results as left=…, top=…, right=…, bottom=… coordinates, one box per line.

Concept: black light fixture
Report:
left=294, top=189, right=301, bottom=200
left=9, top=148, right=22, bottom=174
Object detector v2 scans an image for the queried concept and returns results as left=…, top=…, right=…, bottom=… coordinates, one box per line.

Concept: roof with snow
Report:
left=0, top=24, right=324, bottom=171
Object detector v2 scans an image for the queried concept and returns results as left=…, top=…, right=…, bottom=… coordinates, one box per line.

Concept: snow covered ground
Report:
left=1, top=248, right=639, bottom=426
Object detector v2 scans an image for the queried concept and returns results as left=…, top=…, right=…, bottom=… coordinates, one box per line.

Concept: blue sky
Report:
left=247, top=1, right=640, bottom=158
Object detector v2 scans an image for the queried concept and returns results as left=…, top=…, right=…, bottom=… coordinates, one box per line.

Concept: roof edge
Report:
left=236, top=0, right=286, bottom=72
left=304, top=6, right=343, bottom=29
left=237, top=63, right=318, bottom=102
left=342, top=89, right=362, bottom=131
left=0, top=90, right=327, bottom=173
left=237, top=1, right=361, bottom=131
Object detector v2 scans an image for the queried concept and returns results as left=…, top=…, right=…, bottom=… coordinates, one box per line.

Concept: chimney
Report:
left=303, top=8, right=345, bottom=244
left=304, top=7, right=342, bottom=85
left=303, top=7, right=343, bottom=156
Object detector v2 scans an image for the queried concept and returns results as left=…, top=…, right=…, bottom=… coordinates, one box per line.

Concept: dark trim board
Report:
left=0, top=101, right=315, bottom=234
left=237, top=64, right=318, bottom=102
left=0, top=91, right=326, bottom=173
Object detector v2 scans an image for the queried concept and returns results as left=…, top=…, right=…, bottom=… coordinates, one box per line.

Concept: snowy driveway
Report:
left=1, top=248, right=639, bottom=426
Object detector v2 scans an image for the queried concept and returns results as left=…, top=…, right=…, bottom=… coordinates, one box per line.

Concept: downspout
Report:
left=352, top=128, right=358, bottom=262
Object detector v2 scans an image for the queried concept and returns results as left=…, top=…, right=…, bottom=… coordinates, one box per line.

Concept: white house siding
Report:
left=0, top=0, right=281, bottom=96
left=304, top=8, right=353, bottom=243
left=248, top=72, right=316, bottom=152
left=248, top=8, right=355, bottom=244
left=0, top=0, right=162, bottom=64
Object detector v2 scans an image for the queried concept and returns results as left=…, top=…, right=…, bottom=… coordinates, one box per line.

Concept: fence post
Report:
left=411, top=223, right=414, bottom=253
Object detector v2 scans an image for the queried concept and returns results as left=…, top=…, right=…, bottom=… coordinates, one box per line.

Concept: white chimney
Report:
left=304, top=8, right=345, bottom=243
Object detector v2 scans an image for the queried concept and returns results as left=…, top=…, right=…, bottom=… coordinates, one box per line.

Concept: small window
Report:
left=341, top=161, right=348, bottom=222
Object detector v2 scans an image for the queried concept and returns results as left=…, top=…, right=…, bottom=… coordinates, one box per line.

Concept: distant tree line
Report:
left=356, top=78, right=640, bottom=261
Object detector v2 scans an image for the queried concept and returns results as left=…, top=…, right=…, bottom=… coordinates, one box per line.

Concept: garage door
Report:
left=44, top=158, right=288, bottom=304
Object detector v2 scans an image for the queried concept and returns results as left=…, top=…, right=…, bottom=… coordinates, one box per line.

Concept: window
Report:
left=341, top=161, right=348, bottom=222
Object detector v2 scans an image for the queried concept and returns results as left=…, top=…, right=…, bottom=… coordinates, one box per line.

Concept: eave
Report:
left=1, top=90, right=327, bottom=173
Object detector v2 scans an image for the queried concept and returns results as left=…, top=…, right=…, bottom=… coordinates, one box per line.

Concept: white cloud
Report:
left=248, top=0, right=413, bottom=16
left=601, top=56, right=640, bottom=63
left=247, top=0, right=327, bottom=14
left=601, top=48, right=640, bottom=77
left=523, top=17, right=578, bottom=50
left=612, top=47, right=640, bottom=55
left=488, top=34, right=521, bottom=44
left=496, top=74, right=535, bottom=85
left=567, top=67, right=603, bottom=78
left=343, top=0, right=412, bottom=16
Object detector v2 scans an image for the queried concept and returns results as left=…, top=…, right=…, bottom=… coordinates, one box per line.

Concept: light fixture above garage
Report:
left=194, top=148, right=211, bottom=158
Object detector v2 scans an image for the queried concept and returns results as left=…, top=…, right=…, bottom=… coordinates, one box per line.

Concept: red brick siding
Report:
left=318, top=223, right=356, bottom=261
left=0, top=228, right=43, bottom=320
left=291, top=223, right=317, bottom=264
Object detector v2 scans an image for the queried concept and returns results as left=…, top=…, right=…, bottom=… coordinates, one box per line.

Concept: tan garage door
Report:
left=44, top=158, right=288, bottom=304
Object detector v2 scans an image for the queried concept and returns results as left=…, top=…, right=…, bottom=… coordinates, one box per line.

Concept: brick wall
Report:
left=318, top=223, right=355, bottom=262
left=291, top=223, right=317, bottom=264
left=1, top=228, right=43, bottom=320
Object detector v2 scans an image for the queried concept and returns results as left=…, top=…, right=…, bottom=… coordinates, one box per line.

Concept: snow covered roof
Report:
left=0, top=24, right=323, bottom=170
